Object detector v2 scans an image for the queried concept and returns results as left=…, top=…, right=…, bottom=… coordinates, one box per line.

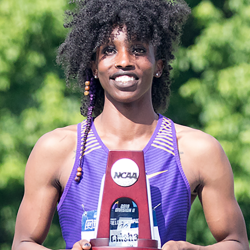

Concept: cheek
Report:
left=96, top=62, right=110, bottom=82
left=138, top=55, right=156, bottom=73
left=141, top=62, right=156, bottom=79
left=96, top=56, right=113, bottom=73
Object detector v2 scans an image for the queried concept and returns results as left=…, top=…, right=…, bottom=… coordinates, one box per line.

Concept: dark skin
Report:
left=12, top=28, right=249, bottom=250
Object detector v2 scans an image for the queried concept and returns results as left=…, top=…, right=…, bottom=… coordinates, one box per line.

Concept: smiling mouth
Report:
left=110, top=73, right=139, bottom=90
left=114, top=75, right=136, bottom=83
left=110, top=72, right=139, bottom=82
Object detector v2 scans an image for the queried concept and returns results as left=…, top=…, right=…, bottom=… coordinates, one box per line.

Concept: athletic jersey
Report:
left=57, top=114, right=191, bottom=249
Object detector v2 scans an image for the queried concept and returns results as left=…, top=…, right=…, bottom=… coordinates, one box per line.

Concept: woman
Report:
left=12, top=0, right=249, bottom=250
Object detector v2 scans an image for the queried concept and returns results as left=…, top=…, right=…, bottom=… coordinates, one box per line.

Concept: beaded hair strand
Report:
left=75, top=69, right=96, bottom=182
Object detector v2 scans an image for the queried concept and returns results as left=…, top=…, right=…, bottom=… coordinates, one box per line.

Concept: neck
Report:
left=94, top=97, right=159, bottom=150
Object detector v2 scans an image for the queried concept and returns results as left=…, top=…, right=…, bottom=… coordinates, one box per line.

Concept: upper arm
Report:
left=12, top=130, right=70, bottom=249
left=198, top=139, right=243, bottom=239
left=178, top=127, right=249, bottom=248
left=196, top=136, right=248, bottom=247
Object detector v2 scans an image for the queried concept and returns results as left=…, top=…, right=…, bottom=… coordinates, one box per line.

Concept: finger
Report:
left=162, top=240, right=176, bottom=250
left=72, top=240, right=91, bottom=250
left=81, top=242, right=91, bottom=249
left=162, top=245, right=171, bottom=250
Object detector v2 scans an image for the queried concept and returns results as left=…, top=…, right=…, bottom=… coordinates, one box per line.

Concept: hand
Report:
left=162, top=240, right=200, bottom=250
left=72, top=240, right=92, bottom=250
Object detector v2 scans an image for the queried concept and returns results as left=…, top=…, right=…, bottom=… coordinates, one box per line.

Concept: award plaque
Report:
left=90, top=151, right=160, bottom=250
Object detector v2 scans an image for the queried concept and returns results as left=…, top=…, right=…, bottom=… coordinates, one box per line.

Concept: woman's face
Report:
left=92, top=27, right=163, bottom=106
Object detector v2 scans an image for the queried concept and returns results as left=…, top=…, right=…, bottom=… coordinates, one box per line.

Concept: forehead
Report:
left=106, top=26, right=150, bottom=45
left=109, top=27, right=127, bottom=43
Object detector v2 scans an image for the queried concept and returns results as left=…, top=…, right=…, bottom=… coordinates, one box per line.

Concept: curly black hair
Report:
left=57, top=0, right=190, bottom=182
left=57, top=0, right=190, bottom=117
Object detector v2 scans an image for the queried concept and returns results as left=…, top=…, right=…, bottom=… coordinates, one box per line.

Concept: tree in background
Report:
left=0, top=0, right=249, bottom=249
left=0, top=1, right=82, bottom=249
left=168, top=0, right=250, bottom=245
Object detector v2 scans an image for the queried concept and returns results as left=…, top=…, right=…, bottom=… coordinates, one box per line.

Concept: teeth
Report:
left=115, top=76, right=135, bottom=82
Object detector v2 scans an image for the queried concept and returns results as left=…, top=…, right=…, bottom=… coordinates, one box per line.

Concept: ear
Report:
left=154, top=59, right=164, bottom=78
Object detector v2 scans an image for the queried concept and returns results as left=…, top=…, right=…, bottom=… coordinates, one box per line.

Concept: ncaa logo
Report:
left=111, top=158, right=139, bottom=187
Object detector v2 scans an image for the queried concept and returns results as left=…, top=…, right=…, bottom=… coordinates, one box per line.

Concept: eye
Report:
left=132, top=46, right=147, bottom=55
left=102, top=45, right=116, bottom=56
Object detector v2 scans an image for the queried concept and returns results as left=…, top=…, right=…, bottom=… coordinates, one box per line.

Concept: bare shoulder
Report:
left=34, top=124, right=78, bottom=155
left=175, top=123, right=223, bottom=155
left=176, top=122, right=217, bottom=143
left=25, top=124, right=78, bottom=189
left=174, top=123, right=232, bottom=188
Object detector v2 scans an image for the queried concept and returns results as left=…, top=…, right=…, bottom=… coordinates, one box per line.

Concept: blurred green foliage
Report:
left=168, top=0, right=250, bottom=245
left=0, top=0, right=249, bottom=249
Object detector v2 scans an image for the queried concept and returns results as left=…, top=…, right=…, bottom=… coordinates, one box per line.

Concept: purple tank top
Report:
left=57, top=114, right=191, bottom=248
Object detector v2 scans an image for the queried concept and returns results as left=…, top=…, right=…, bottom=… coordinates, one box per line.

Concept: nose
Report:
left=115, top=48, right=135, bottom=70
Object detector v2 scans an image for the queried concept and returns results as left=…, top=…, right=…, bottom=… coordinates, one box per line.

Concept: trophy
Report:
left=87, top=151, right=161, bottom=250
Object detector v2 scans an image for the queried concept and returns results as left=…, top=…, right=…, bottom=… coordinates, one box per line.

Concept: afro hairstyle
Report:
left=57, top=0, right=191, bottom=117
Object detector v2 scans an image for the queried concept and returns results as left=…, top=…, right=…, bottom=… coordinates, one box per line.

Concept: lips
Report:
left=114, top=75, right=135, bottom=83
left=110, top=72, right=139, bottom=81
left=110, top=72, right=139, bottom=90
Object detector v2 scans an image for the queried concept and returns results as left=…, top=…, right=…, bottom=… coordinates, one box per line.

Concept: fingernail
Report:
left=84, top=243, right=91, bottom=247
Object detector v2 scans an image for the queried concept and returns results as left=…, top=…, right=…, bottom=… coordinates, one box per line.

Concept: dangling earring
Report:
left=84, top=80, right=90, bottom=96
left=94, top=70, right=98, bottom=79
